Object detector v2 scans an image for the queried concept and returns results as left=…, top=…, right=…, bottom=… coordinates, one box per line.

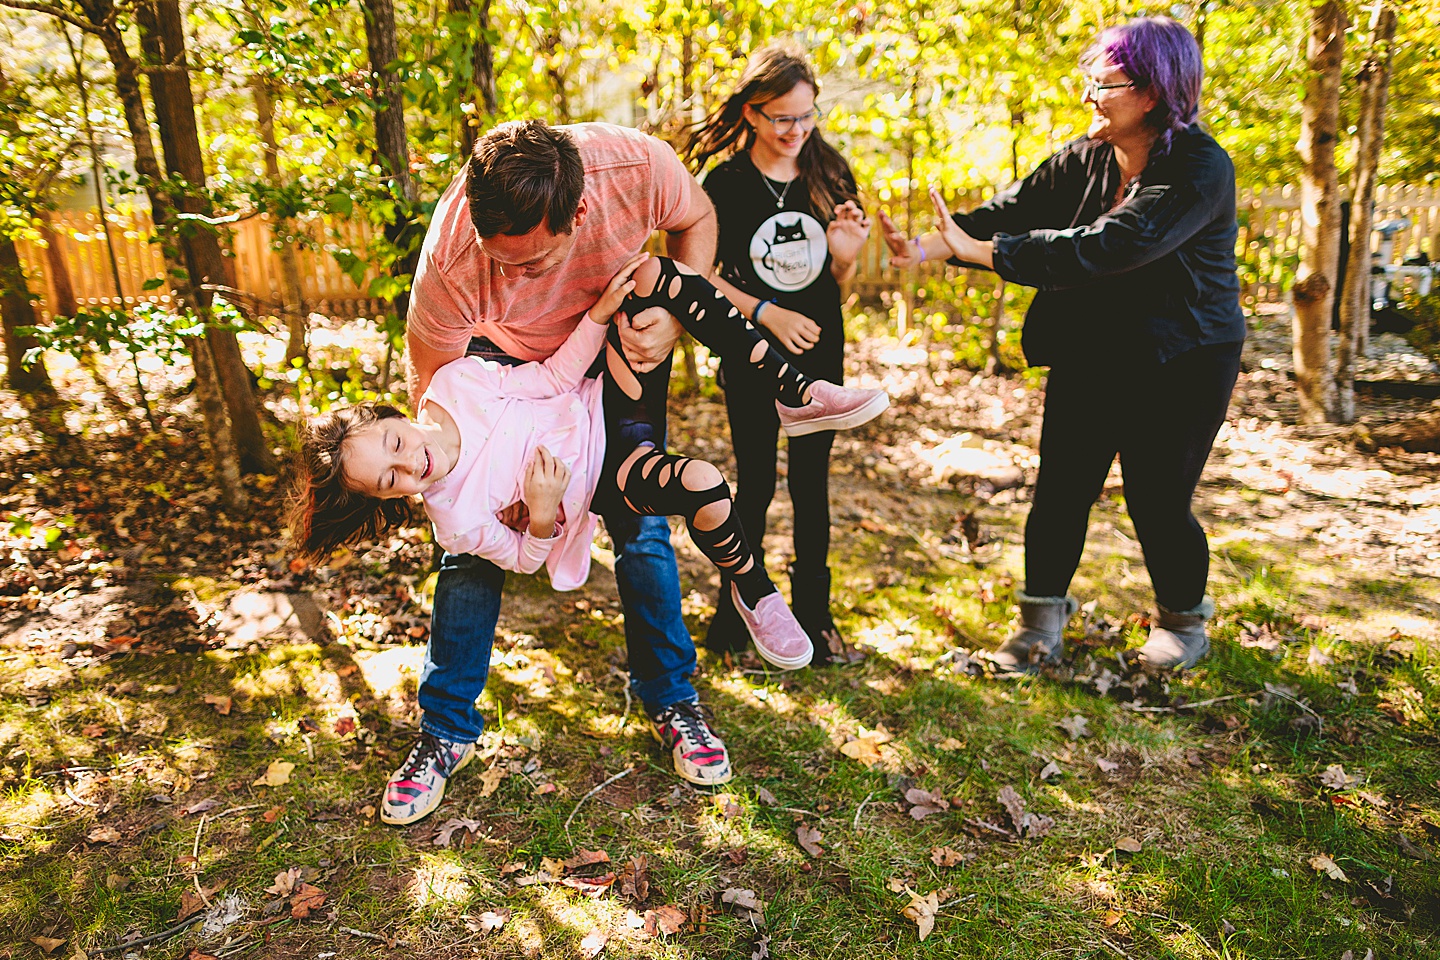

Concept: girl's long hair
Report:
left=289, top=402, right=419, bottom=562
left=683, top=42, right=857, bottom=221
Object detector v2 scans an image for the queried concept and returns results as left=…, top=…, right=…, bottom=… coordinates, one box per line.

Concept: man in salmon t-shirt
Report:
left=381, top=120, right=730, bottom=826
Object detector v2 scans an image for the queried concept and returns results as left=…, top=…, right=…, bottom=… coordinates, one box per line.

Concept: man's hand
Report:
left=617, top=306, right=683, bottom=373
left=522, top=445, right=571, bottom=538
left=498, top=500, right=530, bottom=532
left=760, top=303, right=822, bottom=353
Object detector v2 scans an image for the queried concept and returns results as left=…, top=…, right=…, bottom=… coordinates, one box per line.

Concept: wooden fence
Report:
left=16, top=185, right=1440, bottom=323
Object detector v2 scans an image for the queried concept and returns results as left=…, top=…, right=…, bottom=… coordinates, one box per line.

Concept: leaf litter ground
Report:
left=1, top=310, right=1438, bottom=958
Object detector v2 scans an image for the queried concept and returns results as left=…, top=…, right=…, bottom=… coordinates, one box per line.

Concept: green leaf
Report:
left=324, top=192, right=354, bottom=217
left=142, top=277, right=166, bottom=291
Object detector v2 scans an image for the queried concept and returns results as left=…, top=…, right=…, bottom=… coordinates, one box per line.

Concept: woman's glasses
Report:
left=1082, top=75, right=1136, bottom=99
left=752, top=106, right=823, bottom=135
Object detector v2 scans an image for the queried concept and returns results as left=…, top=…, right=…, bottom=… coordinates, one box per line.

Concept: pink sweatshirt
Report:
left=419, top=318, right=609, bottom=590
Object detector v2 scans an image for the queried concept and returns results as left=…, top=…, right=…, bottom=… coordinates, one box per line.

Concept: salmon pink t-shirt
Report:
left=408, top=123, right=693, bottom=362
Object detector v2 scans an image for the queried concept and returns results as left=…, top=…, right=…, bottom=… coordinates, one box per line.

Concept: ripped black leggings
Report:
left=591, top=257, right=806, bottom=607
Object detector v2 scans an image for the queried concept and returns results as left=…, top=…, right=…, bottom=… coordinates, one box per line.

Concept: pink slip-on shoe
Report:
left=776, top=380, right=889, bottom=437
left=731, top=582, right=814, bottom=669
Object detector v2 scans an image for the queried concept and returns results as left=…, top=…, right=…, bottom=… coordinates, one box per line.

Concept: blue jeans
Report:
left=416, top=338, right=697, bottom=744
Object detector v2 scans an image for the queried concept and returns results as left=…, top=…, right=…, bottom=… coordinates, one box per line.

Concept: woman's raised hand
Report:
left=826, top=200, right=871, bottom=265
left=929, top=186, right=980, bottom=263
left=878, top=211, right=920, bottom=268
left=591, top=252, right=650, bottom=325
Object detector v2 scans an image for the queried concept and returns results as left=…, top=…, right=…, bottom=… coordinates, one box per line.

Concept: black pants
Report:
left=1024, top=341, right=1242, bottom=612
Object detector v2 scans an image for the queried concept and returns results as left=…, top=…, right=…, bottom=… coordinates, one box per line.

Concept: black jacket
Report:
left=951, top=124, right=1246, bottom=366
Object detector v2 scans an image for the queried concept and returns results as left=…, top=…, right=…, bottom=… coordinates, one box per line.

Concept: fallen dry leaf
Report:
left=721, top=887, right=765, bottom=920
left=434, top=817, right=483, bottom=848
left=579, top=928, right=609, bottom=958
left=81, top=723, right=106, bottom=738
left=930, top=846, right=966, bottom=867
left=265, top=867, right=302, bottom=897
left=262, top=805, right=284, bottom=824
left=1308, top=854, right=1348, bottom=882
left=334, top=716, right=356, bottom=736
left=1319, top=763, right=1356, bottom=791
left=756, top=786, right=778, bottom=807
left=619, top=855, right=650, bottom=903
left=1115, top=836, right=1143, bottom=854
left=712, top=794, right=742, bottom=819
left=86, top=825, right=121, bottom=844
left=905, top=788, right=950, bottom=821
left=936, top=737, right=965, bottom=751
left=288, top=882, right=327, bottom=919
left=796, top=824, right=824, bottom=857
left=1103, top=909, right=1124, bottom=927
left=561, top=849, right=611, bottom=872
left=464, top=908, right=510, bottom=934
left=840, top=725, right=894, bottom=767
left=1056, top=714, right=1090, bottom=739
left=182, top=797, right=219, bottom=816
left=997, top=786, right=1053, bottom=839
left=202, top=694, right=233, bottom=716
left=252, top=759, right=295, bottom=787
left=478, top=764, right=507, bottom=798
left=751, top=934, right=772, bottom=960
left=186, top=950, right=220, bottom=960
left=1095, top=757, right=1120, bottom=773
left=643, top=905, right=686, bottom=937
left=1039, top=760, right=1063, bottom=781
left=30, top=937, right=65, bottom=954
left=900, top=887, right=940, bottom=941
left=562, top=872, right=617, bottom=898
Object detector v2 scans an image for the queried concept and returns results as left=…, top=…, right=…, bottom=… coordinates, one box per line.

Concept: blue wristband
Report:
left=754, top=299, right=777, bottom=322
left=915, top=238, right=927, bottom=263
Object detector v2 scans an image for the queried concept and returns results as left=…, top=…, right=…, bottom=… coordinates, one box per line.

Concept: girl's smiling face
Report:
left=342, top=417, right=451, bottom=499
left=743, top=82, right=819, bottom=161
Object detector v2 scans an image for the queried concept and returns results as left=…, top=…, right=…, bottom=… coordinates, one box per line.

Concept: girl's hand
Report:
left=878, top=211, right=920, bottom=268
left=759, top=303, right=822, bottom=353
left=591, top=252, right=650, bottom=325
left=522, top=445, right=571, bottom=537
left=826, top=200, right=870, bottom=265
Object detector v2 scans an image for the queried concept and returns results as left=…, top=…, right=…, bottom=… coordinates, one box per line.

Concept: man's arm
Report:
left=406, top=332, right=466, bottom=401
left=618, top=174, right=718, bottom=372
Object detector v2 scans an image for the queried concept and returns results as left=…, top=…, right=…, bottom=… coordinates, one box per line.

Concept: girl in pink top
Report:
left=292, top=255, right=888, bottom=669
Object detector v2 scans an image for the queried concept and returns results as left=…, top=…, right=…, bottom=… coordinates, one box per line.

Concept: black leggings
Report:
left=1024, top=342, right=1242, bottom=611
left=591, top=258, right=824, bottom=605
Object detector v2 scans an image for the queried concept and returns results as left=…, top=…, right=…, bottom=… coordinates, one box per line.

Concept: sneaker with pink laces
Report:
left=777, top=380, right=889, bottom=437
left=731, top=582, right=814, bottom=669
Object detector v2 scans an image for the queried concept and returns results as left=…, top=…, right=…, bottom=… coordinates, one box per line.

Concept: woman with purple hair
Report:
left=882, top=16, right=1245, bottom=675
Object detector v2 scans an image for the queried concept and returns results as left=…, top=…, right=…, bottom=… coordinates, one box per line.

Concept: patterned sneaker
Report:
left=732, top=582, right=814, bottom=670
left=650, top=699, right=734, bottom=787
left=380, top=732, right=475, bottom=826
left=777, top=380, right=889, bottom=437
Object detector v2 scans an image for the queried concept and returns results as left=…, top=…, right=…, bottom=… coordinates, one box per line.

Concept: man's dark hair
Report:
left=466, top=120, right=585, bottom=237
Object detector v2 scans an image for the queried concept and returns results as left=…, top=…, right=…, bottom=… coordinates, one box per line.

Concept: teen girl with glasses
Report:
left=685, top=42, right=878, bottom=663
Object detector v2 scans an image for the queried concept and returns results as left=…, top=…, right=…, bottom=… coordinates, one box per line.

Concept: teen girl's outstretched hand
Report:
left=758, top=303, right=822, bottom=353
left=878, top=210, right=920, bottom=268
left=826, top=200, right=870, bottom=266
left=590, top=252, right=650, bottom=325
left=522, top=445, right=571, bottom=538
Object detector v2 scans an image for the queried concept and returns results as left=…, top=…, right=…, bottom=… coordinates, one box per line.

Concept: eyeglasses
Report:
left=1082, top=75, right=1136, bottom=99
left=752, top=106, right=823, bottom=135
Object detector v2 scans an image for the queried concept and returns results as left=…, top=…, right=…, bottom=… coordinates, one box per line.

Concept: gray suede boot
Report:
left=981, top=591, right=1079, bottom=677
left=1134, top=596, right=1215, bottom=670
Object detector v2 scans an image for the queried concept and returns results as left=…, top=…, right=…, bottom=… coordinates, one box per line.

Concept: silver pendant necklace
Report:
left=758, top=164, right=796, bottom=209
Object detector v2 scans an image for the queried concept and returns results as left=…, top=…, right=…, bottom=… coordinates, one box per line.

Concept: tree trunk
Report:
left=361, top=0, right=422, bottom=334
left=187, top=334, right=249, bottom=510
left=250, top=79, right=310, bottom=364
left=143, top=0, right=275, bottom=473
left=448, top=0, right=497, bottom=159
left=0, top=235, right=56, bottom=397
left=1337, top=3, right=1397, bottom=423
left=1291, top=0, right=1346, bottom=424
left=82, top=0, right=247, bottom=504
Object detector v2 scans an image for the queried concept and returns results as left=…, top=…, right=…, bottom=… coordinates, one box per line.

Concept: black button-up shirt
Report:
left=950, top=124, right=1246, bottom=366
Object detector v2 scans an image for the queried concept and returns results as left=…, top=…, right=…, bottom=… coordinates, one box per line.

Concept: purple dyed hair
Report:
left=1083, top=16, right=1203, bottom=156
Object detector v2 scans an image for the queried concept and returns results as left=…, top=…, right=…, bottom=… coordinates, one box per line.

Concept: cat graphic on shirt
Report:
left=750, top=211, right=826, bottom=292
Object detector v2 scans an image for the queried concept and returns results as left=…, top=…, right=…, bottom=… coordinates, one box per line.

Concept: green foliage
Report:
left=1399, top=291, right=1440, bottom=363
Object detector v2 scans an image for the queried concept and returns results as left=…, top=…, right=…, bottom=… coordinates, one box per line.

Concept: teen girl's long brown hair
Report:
left=684, top=43, right=858, bottom=221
